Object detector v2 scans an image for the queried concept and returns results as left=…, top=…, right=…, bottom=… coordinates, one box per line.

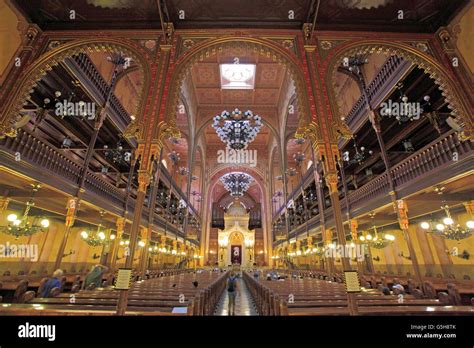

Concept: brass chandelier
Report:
left=1, top=184, right=50, bottom=239
left=420, top=205, right=474, bottom=241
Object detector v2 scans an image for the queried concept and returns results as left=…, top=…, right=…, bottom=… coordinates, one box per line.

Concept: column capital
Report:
left=463, top=201, right=474, bottom=216
left=325, top=173, right=339, bottom=194
left=350, top=219, right=358, bottom=240
left=394, top=199, right=409, bottom=230
left=65, top=197, right=78, bottom=227
left=116, top=217, right=125, bottom=236
left=0, top=197, right=11, bottom=213
left=137, top=171, right=151, bottom=193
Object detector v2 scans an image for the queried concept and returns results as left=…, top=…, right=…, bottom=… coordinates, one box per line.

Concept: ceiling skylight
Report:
left=220, top=64, right=256, bottom=89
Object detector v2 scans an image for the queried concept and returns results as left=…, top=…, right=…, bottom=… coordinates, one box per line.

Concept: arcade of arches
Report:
left=0, top=0, right=473, bottom=317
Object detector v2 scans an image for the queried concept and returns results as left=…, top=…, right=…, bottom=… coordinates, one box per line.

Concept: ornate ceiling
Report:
left=12, top=0, right=468, bottom=32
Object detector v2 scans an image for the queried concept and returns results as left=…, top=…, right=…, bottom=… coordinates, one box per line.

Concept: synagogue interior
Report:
left=0, top=0, right=473, bottom=322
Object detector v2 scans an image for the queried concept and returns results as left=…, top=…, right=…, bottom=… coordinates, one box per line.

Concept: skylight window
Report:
left=220, top=64, right=256, bottom=89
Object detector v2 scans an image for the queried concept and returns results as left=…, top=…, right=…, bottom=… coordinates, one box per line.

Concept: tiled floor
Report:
left=214, top=277, right=259, bottom=316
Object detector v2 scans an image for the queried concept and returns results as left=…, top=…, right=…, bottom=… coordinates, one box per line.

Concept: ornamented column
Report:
left=0, top=197, right=10, bottom=213
left=116, top=143, right=157, bottom=315
left=395, top=199, right=424, bottom=289
left=350, top=219, right=364, bottom=274
left=109, top=217, right=125, bottom=271
left=138, top=226, right=150, bottom=277
left=464, top=201, right=474, bottom=216
left=324, top=228, right=335, bottom=277
left=54, top=197, right=77, bottom=270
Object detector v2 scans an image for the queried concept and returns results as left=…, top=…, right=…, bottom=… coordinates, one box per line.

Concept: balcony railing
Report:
left=65, top=54, right=132, bottom=132
left=0, top=129, right=200, bottom=239
left=340, top=56, right=412, bottom=143
left=274, top=131, right=474, bottom=245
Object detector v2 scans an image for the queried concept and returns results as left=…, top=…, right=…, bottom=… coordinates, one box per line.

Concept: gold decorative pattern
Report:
left=165, top=37, right=313, bottom=140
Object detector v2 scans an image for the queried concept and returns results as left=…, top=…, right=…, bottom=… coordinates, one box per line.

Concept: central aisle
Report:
left=214, top=277, right=259, bottom=316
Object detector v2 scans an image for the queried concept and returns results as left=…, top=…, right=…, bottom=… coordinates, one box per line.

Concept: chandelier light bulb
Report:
left=443, top=217, right=454, bottom=225
left=125, top=240, right=130, bottom=245
left=436, top=223, right=445, bottom=231
left=98, top=232, right=106, bottom=240
left=366, top=234, right=372, bottom=241
left=138, top=240, right=145, bottom=247
left=40, top=219, right=49, bottom=228
left=420, top=221, right=430, bottom=230
left=13, top=219, right=21, bottom=226
left=81, top=231, right=89, bottom=239
left=7, top=214, right=17, bottom=222
left=466, top=220, right=474, bottom=229
left=109, top=234, right=116, bottom=240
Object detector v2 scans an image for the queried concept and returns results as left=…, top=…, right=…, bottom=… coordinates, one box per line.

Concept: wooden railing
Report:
left=343, top=55, right=411, bottom=133
left=69, top=54, right=131, bottom=128
left=274, top=131, right=474, bottom=245
left=0, top=129, right=200, bottom=239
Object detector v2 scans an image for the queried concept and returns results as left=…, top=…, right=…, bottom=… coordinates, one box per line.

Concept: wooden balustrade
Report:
left=70, top=54, right=131, bottom=128
left=274, top=130, right=473, bottom=245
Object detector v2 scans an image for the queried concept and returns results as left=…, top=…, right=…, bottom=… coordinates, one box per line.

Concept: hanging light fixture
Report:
left=80, top=211, right=115, bottom=247
left=103, top=141, right=131, bottom=165
left=382, top=82, right=432, bottom=123
left=220, top=172, right=254, bottom=197
left=212, top=108, right=262, bottom=150
left=420, top=205, right=474, bottom=241
left=343, top=136, right=373, bottom=165
left=359, top=226, right=395, bottom=249
left=1, top=184, right=49, bottom=239
left=167, top=151, right=181, bottom=164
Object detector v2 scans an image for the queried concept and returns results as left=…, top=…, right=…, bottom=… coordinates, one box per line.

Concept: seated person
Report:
left=392, top=283, right=405, bottom=294
left=266, top=274, right=272, bottom=281
left=41, top=269, right=63, bottom=298
left=84, top=264, right=108, bottom=289
left=381, top=286, right=391, bottom=295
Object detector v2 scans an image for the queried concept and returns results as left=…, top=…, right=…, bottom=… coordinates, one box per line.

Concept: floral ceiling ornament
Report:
left=212, top=108, right=262, bottom=150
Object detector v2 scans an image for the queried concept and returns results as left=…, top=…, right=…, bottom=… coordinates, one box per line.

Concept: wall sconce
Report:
left=92, top=253, right=101, bottom=260
left=372, top=256, right=380, bottom=262
left=62, top=249, right=75, bottom=258
left=398, top=251, right=411, bottom=260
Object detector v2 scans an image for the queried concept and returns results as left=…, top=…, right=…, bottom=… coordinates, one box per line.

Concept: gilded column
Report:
left=394, top=199, right=424, bottom=289
left=109, top=217, right=125, bottom=271
left=54, top=197, right=77, bottom=270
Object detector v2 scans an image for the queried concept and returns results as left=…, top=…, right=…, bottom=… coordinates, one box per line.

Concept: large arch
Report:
left=1, top=38, right=152, bottom=137
left=324, top=40, right=473, bottom=140
left=163, top=36, right=313, bottom=136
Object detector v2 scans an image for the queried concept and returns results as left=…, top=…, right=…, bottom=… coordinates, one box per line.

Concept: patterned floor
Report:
left=214, top=277, right=259, bottom=316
